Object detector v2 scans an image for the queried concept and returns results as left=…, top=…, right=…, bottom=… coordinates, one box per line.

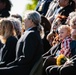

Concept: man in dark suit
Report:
left=0, top=11, right=44, bottom=75
left=35, top=0, right=53, bottom=16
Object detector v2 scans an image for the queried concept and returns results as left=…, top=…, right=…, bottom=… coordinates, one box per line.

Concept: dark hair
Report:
left=69, top=0, right=75, bottom=10
left=11, top=14, right=22, bottom=22
left=0, top=0, right=12, bottom=11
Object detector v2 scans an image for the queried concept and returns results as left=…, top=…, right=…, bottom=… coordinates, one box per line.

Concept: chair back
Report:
left=29, top=57, right=43, bottom=75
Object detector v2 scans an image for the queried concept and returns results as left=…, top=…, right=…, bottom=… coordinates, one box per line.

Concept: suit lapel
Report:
left=16, top=30, right=34, bottom=59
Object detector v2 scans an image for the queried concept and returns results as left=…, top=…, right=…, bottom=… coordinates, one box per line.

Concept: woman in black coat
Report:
left=0, top=18, right=18, bottom=66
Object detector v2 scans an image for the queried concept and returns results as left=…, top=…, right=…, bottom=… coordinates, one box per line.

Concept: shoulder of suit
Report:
left=19, top=30, right=34, bottom=42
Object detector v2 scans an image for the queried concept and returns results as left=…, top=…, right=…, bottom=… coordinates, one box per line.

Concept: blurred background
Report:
left=10, top=0, right=38, bottom=17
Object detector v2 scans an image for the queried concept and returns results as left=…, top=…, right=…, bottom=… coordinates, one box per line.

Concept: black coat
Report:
left=0, top=9, right=10, bottom=17
left=0, top=36, right=18, bottom=66
left=36, top=0, right=53, bottom=16
left=70, top=40, right=76, bottom=56
left=0, top=27, right=44, bottom=75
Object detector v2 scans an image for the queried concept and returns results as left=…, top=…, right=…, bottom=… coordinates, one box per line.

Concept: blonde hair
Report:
left=0, top=18, right=15, bottom=39
left=58, top=25, right=71, bottom=34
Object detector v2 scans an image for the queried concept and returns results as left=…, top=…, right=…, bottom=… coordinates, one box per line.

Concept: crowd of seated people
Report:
left=0, top=7, right=44, bottom=75
left=35, top=0, right=76, bottom=75
left=36, top=0, right=76, bottom=53
left=0, top=0, right=76, bottom=75
left=44, top=16, right=76, bottom=75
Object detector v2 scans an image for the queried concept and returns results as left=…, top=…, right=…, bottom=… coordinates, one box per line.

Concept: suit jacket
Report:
left=70, top=40, right=76, bottom=56
left=4, top=27, right=44, bottom=75
left=45, top=0, right=59, bottom=18
left=0, top=36, right=17, bottom=67
left=42, top=42, right=61, bottom=59
left=36, top=0, right=52, bottom=16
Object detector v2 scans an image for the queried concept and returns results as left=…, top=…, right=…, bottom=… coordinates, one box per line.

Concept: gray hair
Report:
left=7, top=17, right=22, bottom=38
left=69, top=11, right=76, bottom=19
left=70, top=15, right=76, bottom=26
left=25, top=10, right=41, bottom=26
left=24, top=11, right=44, bottom=38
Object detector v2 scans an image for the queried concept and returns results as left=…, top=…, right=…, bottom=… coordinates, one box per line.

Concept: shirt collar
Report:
left=25, top=27, right=33, bottom=31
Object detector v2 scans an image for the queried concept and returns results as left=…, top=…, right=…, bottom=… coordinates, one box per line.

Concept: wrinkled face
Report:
left=70, top=19, right=76, bottom=29
left=71, top=29, right=76, bottom=40
left=58, top=28, right=69, bottom=40
left=24, top=16, right=32, bottom=30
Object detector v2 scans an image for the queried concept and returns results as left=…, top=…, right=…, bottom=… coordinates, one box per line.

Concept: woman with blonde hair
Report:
left=0, top=18, right=18, bottom=66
